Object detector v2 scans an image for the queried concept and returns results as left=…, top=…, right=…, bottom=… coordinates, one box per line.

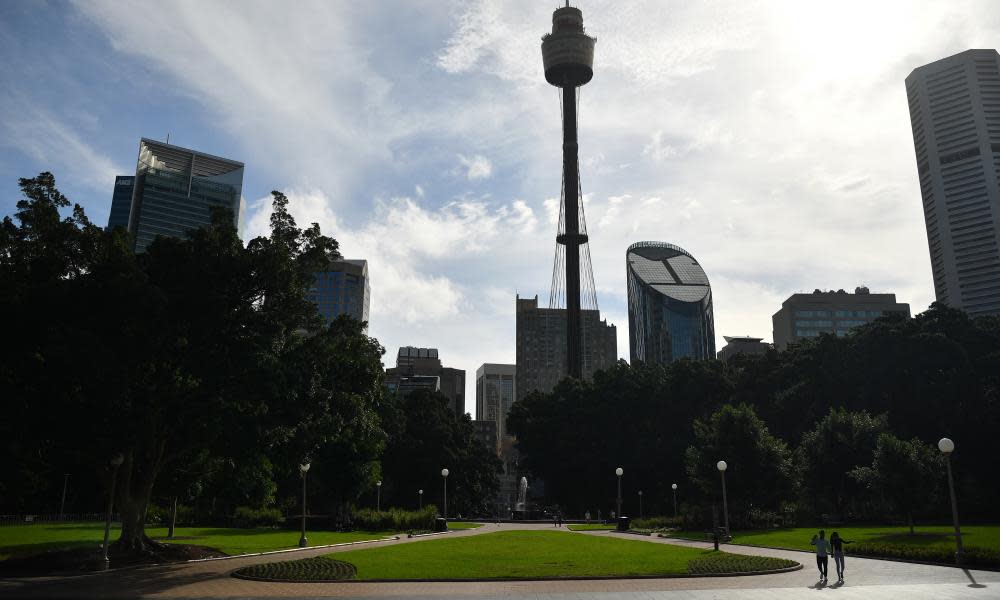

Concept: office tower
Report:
left=717, top=336, right=771, bottom=361
left=384, top=347, right=465, bottom=417
left=106, top=175, right=134, bottom=231
left=905, top=49, right=1000, bottom=316
left=772, top=287, right=911, bottom=350
left=475, top=363, right=518, bottom=507
left=126, top=138, right=244, bottom=253
left=540, top=3, right=598, bottom=378
left=515, top=295, right=616, bottom=403
left=626, top=241, right=716, bottom=364
left=307, top=259, right=370, bottom=325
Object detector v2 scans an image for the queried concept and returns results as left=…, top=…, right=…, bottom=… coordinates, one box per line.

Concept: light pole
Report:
left=638, top=490, right=643, bottom=520
left=298, top=462, right=311, bottom=548
left=441, top=468, right=450, bottom=522
left=671, top=483, right=678, bottom=519
left=717, top=461, right=729, bottom=539
left=101, top=454, right=124, bottom=571
left=376, top=480, right=382, bottom=512
left=418, top=489, right=423, bottom=510
left=59, top=473, right=69, bottom=521
left=615, top=467, right=623, bottom=518
left=938, top=438, right=965, bottom=564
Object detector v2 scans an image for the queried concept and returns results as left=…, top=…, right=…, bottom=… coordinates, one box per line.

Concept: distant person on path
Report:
left=553, top=513, right=558, bottom=527
left=811, top=530, right=830, bottom=583
left=830, top=531, right=853, bottom=583
left=585, top=510, right=591, bottom=524
left=557, top=512, right=563, bottom=527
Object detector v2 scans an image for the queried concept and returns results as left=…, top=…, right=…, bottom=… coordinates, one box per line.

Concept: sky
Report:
left=2, top=1, right=999, bottom=418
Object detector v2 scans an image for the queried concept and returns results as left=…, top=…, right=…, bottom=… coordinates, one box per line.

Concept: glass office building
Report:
left=127, top=138, right=244, bottom=253
left=308, top=259, right=370, bottom=325
left=626, top=241, right=716, bottom=364
left=106, top=176, right=134, bottom=231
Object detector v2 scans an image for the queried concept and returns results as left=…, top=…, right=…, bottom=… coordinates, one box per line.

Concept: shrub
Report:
left=145, top=502, right=195, bottom=525
left=351, top=506, right=437, bottom=531
left=850, top=543, right=1000, bottom=568
left=631, top=515, right=682, bottom=530
left=234, top=557, right=356, bottom=581
left=688, top=554, right=798, bottom=574
left=232, top=506, right=284, bottom=528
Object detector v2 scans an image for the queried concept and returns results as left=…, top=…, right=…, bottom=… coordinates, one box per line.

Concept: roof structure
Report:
left=626, top=241, right=711, bottom=303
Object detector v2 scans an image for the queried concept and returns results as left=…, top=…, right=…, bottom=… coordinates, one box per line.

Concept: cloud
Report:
left=457, top=154, right=493, bottom=180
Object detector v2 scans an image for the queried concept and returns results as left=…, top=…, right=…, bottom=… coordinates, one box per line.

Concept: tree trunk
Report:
left=114, top=449, right=165, bottom=554
left=908, top=513, right=914, bottom=536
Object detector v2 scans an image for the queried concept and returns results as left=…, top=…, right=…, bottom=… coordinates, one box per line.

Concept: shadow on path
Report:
left=965, top=568, right=987, bottom=588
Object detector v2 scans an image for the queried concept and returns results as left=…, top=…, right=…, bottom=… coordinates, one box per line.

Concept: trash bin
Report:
left=616, top=516, right=630, bottom=532
left=434, top=517, right=448, bottom=532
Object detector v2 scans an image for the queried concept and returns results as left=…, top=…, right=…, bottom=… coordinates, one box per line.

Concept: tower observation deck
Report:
left=541, top=3, right=597, bottom=379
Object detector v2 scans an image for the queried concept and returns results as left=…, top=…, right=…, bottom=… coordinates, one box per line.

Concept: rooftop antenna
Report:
left=166, top=132, right=171, bottom=145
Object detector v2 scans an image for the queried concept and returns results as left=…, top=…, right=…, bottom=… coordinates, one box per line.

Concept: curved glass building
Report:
left=627, top=241, right=716, bottom=364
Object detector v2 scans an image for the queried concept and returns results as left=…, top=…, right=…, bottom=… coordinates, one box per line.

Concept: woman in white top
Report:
left=810, top=530, right=830, bottom=583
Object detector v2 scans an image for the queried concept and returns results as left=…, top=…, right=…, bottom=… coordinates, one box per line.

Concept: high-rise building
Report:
left=772, top=287, right=911, bottom=350
left=385, top=347, right=465, bottom=417
left=905, top=49, right=1000, bottom=317
left=126, top=138, right=244, bottom=253
left=307, top=259, right=370, bottom=325
left=476, top=364, right=516, bottom=436
left=106, top=176, right=134, bottom=231
left=717, top=336, right=771, bottom=361
left=515, top=295, right=617, bottom=403
left=626, top=241, right=716, bottom=364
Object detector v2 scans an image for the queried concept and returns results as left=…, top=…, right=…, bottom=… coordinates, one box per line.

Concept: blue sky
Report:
left=2, top=1, right=998, bottom=417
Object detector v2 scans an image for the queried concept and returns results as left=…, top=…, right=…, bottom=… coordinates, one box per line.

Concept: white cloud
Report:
left=457, top=154, right=493, bottom=180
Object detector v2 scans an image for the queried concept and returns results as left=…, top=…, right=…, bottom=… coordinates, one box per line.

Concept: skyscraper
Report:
left=905, top=49, right=1000, bottom=317
left=384, top=347, right=466, bottom=417
left=476, top=364, right=516, bottom=438
left=106, top=175, right=134, bottom=231
left=515, top=295, right=616, bottom=403
left=626, top=242, right=716, bottom=364
left=771, top=287, right=911, bottom=350
left=307, top=259, right=370, bottom=325
left=126, top=138, right=244, bottom=253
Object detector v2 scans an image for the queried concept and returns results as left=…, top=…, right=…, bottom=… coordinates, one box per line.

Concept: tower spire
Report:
left=541, top=4, right=596, bottom=379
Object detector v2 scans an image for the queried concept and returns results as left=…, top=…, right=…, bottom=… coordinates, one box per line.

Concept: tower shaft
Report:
left=561, top=85, right=582, bottom=379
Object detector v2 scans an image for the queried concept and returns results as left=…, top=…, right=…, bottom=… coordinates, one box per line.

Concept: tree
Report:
left=795, top=409, right=888, bottom=518
left=685, top=404, right=794, bottom=524
left=850, top=433, right=944, bottom=535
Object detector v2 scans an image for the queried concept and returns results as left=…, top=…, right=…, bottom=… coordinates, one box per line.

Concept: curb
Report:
left=187, top=536, right=400, bottom=563
left=231, top=563, right=804, bottom=583
left=406, top=530, right=454, bottom=539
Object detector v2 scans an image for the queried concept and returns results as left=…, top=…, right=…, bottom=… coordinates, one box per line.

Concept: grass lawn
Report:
left=0, top=523, right=396, bottom=560
left=665, top=525, right=1000, bottom=553
left=445, top=522, right=483, bottom=530
left=567, top=524, right=616, bottom=531
left=330, top=530, right=736, bottom=579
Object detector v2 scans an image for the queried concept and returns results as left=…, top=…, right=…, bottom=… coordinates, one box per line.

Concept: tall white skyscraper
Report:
left=905, top=49, right=1000, bottom=317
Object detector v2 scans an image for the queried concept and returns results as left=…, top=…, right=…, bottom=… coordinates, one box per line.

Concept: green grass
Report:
left=445, top=521, right=483, bottom=530
left=665, top=525, right=1000, bottom=554
left=330, top=530, right=743, bottom=579
left=0, top=523, right=396, bottom=560
left=567, top=524, right=616, bottom=531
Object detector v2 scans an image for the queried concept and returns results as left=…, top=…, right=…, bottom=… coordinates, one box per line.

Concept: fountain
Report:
left=513, top=477, right=532, bottom=519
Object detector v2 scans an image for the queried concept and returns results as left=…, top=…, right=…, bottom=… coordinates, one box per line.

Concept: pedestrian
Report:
left=553, top=513, right=558, bottom=527
left=810, top=530, right=830, bottom=583
left=830, top=531, right=853, bottom=583
left=585, top=510, right=591, bottom=524
left=557, top=512, right=562, bottom=527
left=597, top=508, right=602, bottom=523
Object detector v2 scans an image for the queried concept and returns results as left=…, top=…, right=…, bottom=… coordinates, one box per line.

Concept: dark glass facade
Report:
left=106, top=176, right=134, bottom=231
left=307, top=259, right=370, bottom=324
left=627, top=241, right=716, bottom=364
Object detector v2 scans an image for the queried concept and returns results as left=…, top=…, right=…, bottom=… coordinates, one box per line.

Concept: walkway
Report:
left=0, top=522, right=995, bottom=599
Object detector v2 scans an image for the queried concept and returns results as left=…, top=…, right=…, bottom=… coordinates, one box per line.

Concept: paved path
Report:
left=0, top=523, right=996, bottom=599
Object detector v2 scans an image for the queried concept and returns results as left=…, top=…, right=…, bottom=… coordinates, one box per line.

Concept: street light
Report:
left=418, top=489, right=423, bottom=510
left=299, top=462, right=311, bottom=548
left=101, top=454, right=124, bottom=571
left=59, top=473, right=70, bottom=521
left=376, top=480, right=382, bottom=512
left=441, top=468, right=450, bottom=522
left=938, top=437, right=965, bottom=564
left=615, top=467, right=623, bottom=518
left=671, top=483, right=678, bottom=519
left=638, top=490, right=643, bottom=520
left=717, top=461, right=729, bottom=539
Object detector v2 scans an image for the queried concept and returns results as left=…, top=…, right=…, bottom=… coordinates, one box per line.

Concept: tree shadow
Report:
left=964, top=568, right=987, bottom=589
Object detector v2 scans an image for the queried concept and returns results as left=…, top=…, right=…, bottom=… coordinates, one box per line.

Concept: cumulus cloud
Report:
left=457, top=154, right=493, bottom=180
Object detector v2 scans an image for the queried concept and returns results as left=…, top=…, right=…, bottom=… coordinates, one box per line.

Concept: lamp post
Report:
left=376, top=480, right=382, bottom=512
left=299, top=462, right=311, bottom=548
left=938, top=438, right=965, bottom=564
left=418, top=489, right=423, bottom=510
left=59, top=473, right=69, bottom=521
left=638, top=490, right=643, bottom=520
left=101, top=454, right=124, bottom=571
left=615, top=467, right=623, bottom=518
left=441, top=468, right=450, bottom=521
left=671, top=483, right=678, bottom=519
left=717, top=461, right=729, bottom=539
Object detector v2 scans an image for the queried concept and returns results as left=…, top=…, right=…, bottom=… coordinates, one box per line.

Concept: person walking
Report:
left=557, top=512, right=563, bottom=527
left=810, top=530, right=830, bottom=583
left=830, top=532, right=853, bottom=583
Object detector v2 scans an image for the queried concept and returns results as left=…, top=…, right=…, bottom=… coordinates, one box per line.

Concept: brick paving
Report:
left=0, top=522, right=996, bottom=599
